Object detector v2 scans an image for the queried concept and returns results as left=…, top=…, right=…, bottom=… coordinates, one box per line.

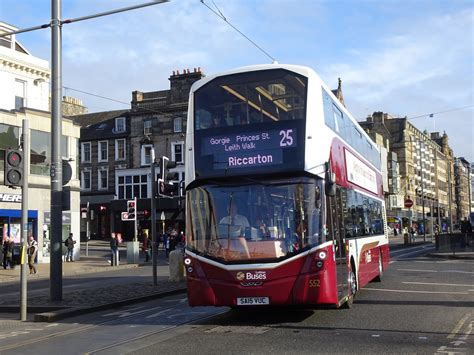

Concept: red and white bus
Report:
left=184, top=64, right=389, bottom=308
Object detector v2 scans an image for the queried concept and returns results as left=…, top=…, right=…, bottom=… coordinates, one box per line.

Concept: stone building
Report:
left=454, top=157, right=471, bottom=223
left=360, top=112, right=451, bottom=234
left=72, top=111, right=131, bottom=239
left=73, top=69, right=204, bottom=240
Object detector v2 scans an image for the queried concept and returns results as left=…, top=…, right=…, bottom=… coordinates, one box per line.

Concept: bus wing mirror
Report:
left=325, top=171, right=336, bottom=197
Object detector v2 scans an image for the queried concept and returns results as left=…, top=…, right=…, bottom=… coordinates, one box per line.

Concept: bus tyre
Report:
left=342, top=268, right=357, bottom=309
left=373, top=255, right=383, bottom=282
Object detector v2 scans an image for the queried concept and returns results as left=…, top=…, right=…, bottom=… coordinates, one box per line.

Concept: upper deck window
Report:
left=194, top=69, right=307, bottom=130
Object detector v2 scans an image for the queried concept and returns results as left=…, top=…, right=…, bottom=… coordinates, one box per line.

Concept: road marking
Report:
left=403, top=282, right=474, bottom=287
left=447, top=313, right=471, bottom=339
left=45, top=324, right=59, bottom=327
left=397, top=268, right=437, bottom=273
left=365, top=288, right=469, bottom=295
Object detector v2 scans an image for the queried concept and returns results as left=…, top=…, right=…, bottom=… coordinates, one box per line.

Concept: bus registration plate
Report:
left=236, top=297, right=269, bottom=306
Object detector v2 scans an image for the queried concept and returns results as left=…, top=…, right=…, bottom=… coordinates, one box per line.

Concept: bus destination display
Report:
left=197, top=126, right=303, bottom=177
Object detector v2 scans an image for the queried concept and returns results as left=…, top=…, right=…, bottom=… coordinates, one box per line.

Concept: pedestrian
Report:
left=142, top=231, right=150, bottom=262
left=110, top=233, right=119, bottom=266
left=5, top=236, right=15, bottom=269
left=64, top=233, right=76, bottom=262
left=2, top=236, right=8, bottom=269
left=460, top=217, right=472, bottom=247
left=27, top=235, right=38, bottom=274
left=163, top=233, right=169, bottom=258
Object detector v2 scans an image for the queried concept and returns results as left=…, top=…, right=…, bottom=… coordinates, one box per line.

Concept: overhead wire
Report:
left=200, top=0, right=277, bottom=63
left=63, top=85, right=175, bottom=117
left=406, top=104, right=473, bottom=120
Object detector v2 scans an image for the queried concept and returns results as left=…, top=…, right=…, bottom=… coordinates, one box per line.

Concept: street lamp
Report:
left=1, top=0, right=169, bottom=302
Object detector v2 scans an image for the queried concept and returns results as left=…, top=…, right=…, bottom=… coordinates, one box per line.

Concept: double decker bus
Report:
left=184, top=64, right=389, bottom=308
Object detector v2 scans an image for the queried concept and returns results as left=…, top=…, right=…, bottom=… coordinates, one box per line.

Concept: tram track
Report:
left=0, top=301, right=227, bottom=353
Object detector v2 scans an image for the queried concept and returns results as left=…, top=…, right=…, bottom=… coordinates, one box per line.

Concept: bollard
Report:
left=169, top=249, right=185, bottom=282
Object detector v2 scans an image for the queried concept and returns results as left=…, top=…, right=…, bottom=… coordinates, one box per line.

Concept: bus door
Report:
left=327, top=187, right=349, bottom=300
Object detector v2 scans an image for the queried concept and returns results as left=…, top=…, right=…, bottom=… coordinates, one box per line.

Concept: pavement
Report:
left=0, top=241, right=187, bottom=322
left=0, top=236, right=472, bottom=323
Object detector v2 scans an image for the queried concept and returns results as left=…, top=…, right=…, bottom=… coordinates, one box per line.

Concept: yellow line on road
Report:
left=447, top=313, right=472, bottom=339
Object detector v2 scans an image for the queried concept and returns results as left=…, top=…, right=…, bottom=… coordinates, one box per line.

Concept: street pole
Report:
left=86, top=201, right=90, bottom=256
left=134, top=196, right=138, bottom=242
left=151, top=148, right=158, bottom=285
left=448, top=161, right=454, bottom=233
left=50, top=0, right=63, bottom=302
left=20, top=118, right=30, bottom=321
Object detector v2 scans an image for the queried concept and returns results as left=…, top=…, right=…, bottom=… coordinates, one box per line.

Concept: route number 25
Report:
left=279, top=129, right=294, bottom=147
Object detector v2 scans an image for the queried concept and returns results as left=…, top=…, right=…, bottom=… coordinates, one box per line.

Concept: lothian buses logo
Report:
left=236, top=271, right=267, bottom=281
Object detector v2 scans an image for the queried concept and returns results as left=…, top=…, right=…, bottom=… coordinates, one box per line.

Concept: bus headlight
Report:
left=184, top=257, right=192, bottom=265
left=318, top=251, right=327, bottom=260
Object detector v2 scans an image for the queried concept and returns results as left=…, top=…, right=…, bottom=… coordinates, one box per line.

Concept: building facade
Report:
left=360, top=112, right=452, bottom=234
left=75, top=69, right=204, bottom=240
left=454, top=157, right=471, bottom=223
left=0, top=22, right=81, bottom=263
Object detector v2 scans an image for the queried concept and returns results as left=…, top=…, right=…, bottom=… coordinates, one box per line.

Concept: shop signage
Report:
left=0, top=193, right=22, bottom=203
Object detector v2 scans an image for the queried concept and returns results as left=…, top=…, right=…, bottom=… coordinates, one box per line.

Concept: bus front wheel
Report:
left=342, top=268, right=357, bottom=309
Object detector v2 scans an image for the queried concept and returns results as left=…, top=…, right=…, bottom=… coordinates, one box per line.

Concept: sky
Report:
left=1, top=0, right=473, bottom=161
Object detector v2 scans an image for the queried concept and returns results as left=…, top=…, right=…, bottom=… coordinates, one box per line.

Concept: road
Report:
left=0, top=244, right=472, bottom=354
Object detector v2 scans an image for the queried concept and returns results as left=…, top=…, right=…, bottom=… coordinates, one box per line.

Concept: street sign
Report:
left=404, top=199, right=413, bottom=208
left=121, top=212, right=129, bottom=221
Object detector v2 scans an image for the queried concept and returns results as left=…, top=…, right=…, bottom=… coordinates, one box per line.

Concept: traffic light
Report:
left=160, top=156, right=178, bottom=183
left=4, top=149, right=23, bottom=187
left=158, top=178, right=175, bottom=198
left=127, top=199, right=136, bottom=220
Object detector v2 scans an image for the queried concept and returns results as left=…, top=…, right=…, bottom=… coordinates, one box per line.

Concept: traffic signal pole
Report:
left=151, top=149, right=158, bottom=286
left=134, top=196, right=138, bottom=242
left=50, top=0, right=63, bottom=302
left=20, top=119, right=30, bottom=321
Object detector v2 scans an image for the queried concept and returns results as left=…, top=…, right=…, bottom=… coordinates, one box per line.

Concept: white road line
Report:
left=397, top=268, right=437, bottom=273
left=402, top=282, right=474, bottom=287
left=364, top=288, right=469, bottom=295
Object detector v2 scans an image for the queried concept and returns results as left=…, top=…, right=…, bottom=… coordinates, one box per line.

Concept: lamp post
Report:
left=2, top=0, right=169, bottom=302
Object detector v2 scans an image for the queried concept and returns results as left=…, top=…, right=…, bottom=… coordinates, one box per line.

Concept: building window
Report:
left=115, top=139, right=126, bottom=160
left=81, top=142, right=91, bottom=163
left=115, top=117, right=126, bottom=133
left=141, top=144, right=153, bottom=166
left=98, top=168, right=108, bottom=190
left=81, top=170, right=91, bottom=190
left=116, top=173, right=149, bottom=199
left=172, top=142, right=184, bottom=163
left=173, top=117, right=182, bottom=133
left=144, top=120, right=152, bottom=135
left=15, top=80, right=26, bottom=110
left=98, top=140, right=108, bottom=162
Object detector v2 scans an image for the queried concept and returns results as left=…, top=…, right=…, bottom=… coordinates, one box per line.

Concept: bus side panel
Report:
left=293, top=246, right=339, bottom=305
left=381, top=243, right=390, bottom=271
left=357, top=241, right=382, bottom=288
